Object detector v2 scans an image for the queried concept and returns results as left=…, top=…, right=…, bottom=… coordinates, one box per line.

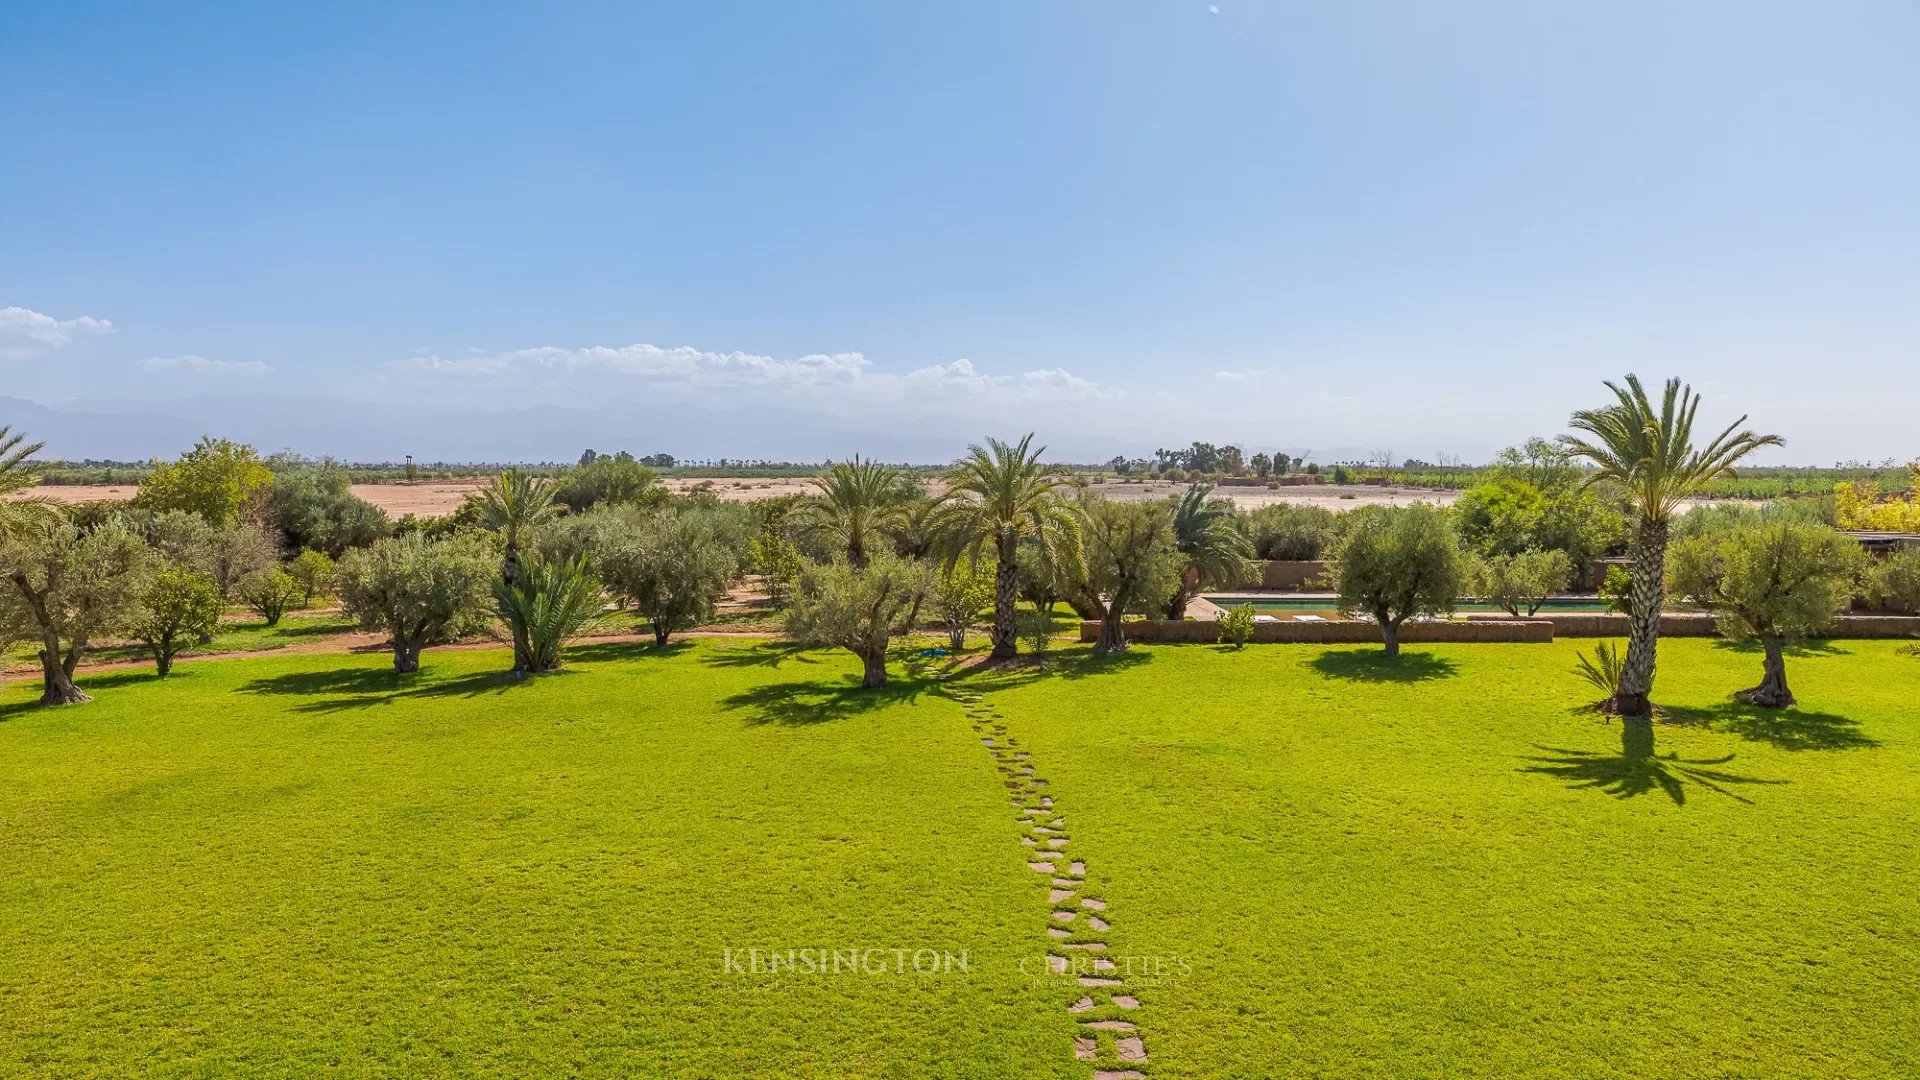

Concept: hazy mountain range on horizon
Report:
left=0, top=394, right=1465, bottom=468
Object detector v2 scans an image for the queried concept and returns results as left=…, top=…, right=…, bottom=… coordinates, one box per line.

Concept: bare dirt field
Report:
left=7, top=477, right=1467, bottom=517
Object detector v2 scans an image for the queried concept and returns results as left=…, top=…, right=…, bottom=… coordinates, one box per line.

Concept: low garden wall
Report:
left=1080, top=619, right=1554, bottom=645
left=1462, top=612, right=1920, bottom=639
left=1257, top=560, right=1329, bottom=590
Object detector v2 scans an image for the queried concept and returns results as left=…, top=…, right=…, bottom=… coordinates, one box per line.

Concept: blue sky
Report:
left=3, top=1, right=1917, bottom=462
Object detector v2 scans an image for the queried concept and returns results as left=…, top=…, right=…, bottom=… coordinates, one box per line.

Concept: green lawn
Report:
left=953, top=638, right=1920, bottom=1079
left=0, top=642, right=1069, bottom=1079
left=3, top=636, right=1916, bottom=1078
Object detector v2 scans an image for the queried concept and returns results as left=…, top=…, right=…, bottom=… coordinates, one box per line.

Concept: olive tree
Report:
left=1470, top=548, right=1574, bottom=616
left=1077, top=496, right=1184, bottom=654
left=336, top=532, right=496, bottom=673
left=1329, top=504, right=1464, bottom=658
left=785, top=553, right=934, bottom=687
left=1871, top=546, right=1920, bottom=614
left=931, top=559, right=996, bottom=651
left=1668, top=522, right=1864, bottom=708
left=0, top=516, right=154, bottom=704
left=129, top=567, right=224, bottom=677
left=287, top=549, right=337, bottom=606
left=240, top=569, right=304, bottom=626
left=596, top=508, right=742, bottom=646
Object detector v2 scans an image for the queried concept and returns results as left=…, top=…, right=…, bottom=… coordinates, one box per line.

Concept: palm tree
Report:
left=1559, top=376, right=1782, bottom=717
left=0, top=427, right=56, bottom=543
left=803, top=456, right=910, bottom=568
left=468, top=468, right=559, bottom=586
left=1162, top=484, right=1257, bottom=618
left=939, top=434, right=1077, bottom=660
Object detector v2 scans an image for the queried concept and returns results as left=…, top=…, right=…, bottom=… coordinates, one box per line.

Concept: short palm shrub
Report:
left=1573, top=641, right=1627, bottom=703
left=496, top=555, right=605, bottom=674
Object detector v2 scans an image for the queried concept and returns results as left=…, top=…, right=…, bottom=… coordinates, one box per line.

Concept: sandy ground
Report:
left=7, top=476, right=1472, bottom=517
left=8, top=477, right=1742, bottom=518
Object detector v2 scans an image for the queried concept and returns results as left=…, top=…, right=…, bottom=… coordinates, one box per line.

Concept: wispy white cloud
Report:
left=393, top=344, right=1111, bottom=415
left=1213, top=368, right=1264, bottom=381
left=0, top=305, right=114, bottom=359
left=143, top=354, right=274, bottom=376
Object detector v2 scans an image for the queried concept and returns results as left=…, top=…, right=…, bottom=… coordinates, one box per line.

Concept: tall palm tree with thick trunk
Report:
left=1162, top=484, right=1256, bottom=618
left=1559, top=376, right=1781, bottom=718
left=939, top=434, right=1076, bottom=660
left=803, top=456, right=910, bottom=568
left=469, top=468, right=560, bottom=586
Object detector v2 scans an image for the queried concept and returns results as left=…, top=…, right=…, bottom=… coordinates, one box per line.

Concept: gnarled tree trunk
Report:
left=1613, top=517, right=1669, bottom=718
left=38, top=646, right=90, bottom=705
left=1095, top=599, right=1128, bottom=654
left=1377, top=609, right=1401, bottom=659
left=859, top=648, right=889, bottom=687
left=391, top=639, right=422, bottom=674
left=653, top=620, right=673, bottom=647
left=1741, top=634, right=1795, bottom=708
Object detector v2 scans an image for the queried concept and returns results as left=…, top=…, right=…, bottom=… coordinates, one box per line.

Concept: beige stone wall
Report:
left=1080, top=619, right=1554, bottom=644
left=1257, top=561, right=1330, bottom=590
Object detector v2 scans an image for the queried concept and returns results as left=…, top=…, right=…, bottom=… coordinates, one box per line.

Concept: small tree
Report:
left=495, top=555, right=605, bottom=674
left=1217, top=603, right=1257, bottom=648
left=1668, top=522, right=1864, bottom=708
left=203, top=520, right=280, bottom=600
left=785, top=553, right=933, bottom=687
left=0, top=516, right=153, bottom=704
left=931, top=559, right=996, bottom=650
left=287, top=548, right=337, bottom=607
left=1078, top=497, right=1184, bottom=654
left=1471, top=548, right=1574, bottom=616
left=1329, top=504, right=1463, bottom=657
left=1162, top=484, right=1256, bottom=619
left=129, top=568, right=224, bottom=677
left=240, top=568, right=303, bottom=626
left=748, top=528, right=803, bottom=608
left=336, top=533, right=496, bottom=673
left=598, top=510, right=741, bottom=646
left=1871, top=546, right=1920, bottom=614
left=134, top=437, right=274, bottom=526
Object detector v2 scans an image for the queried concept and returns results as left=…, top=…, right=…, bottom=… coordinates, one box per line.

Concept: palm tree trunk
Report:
left=1742, top=634, right=1795, bottom=708
left=1614, top=517, right=1668, bottom=718
left=990, top=558, right=1019, bottom=661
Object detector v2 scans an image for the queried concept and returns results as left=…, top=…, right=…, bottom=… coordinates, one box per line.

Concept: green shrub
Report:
left=1217, top=603, right=1257, bottom=648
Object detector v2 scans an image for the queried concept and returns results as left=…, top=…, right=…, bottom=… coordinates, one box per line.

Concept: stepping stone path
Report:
left=907, top=656, right=1151, bottom=1077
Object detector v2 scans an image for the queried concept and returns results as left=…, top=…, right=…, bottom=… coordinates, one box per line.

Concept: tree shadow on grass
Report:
left=1310, top=648, right=1458, bottom=683
left=723, top=674, right=928, bottom=726
left=1520, top=722, right=1787, bottom=805
left=1661, top=701, right=1879, bottom=752
left=1710, top=638, right=1849, bottom=658
left=237, top=665, right=559, bottom=713
left=701, top=641, right=819, bottom=670
left=567, top=639, right=694, bottom=664
left=943, top=645, right=1150, bottom=693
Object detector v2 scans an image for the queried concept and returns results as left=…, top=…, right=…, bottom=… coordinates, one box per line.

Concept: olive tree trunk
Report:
left=391, top=638, right=423, bottom=674
left=859, top=648, right=889, bottom=688
left=653, top=620, right=673, bottom=647
left=1377, top=610, right=1402, bottom=659
left=38, top=645, right=90, bottom=705
left=1613, top=517, right=1669, bottom=718
left=1095, top=598, right=1129, bottom=655
left=1741, top=634, right=1795, bottom=708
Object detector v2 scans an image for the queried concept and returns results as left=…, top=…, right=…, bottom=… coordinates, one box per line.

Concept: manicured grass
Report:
left=0, top=642, right=1071, bottom=1079
left=955, top=638, right=1920, bottom=1079
left=5, top=635, right=1916, bottom=1078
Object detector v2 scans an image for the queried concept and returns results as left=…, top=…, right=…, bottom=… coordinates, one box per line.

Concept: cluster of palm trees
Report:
left=797, top=434, right=1257, bottom=660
